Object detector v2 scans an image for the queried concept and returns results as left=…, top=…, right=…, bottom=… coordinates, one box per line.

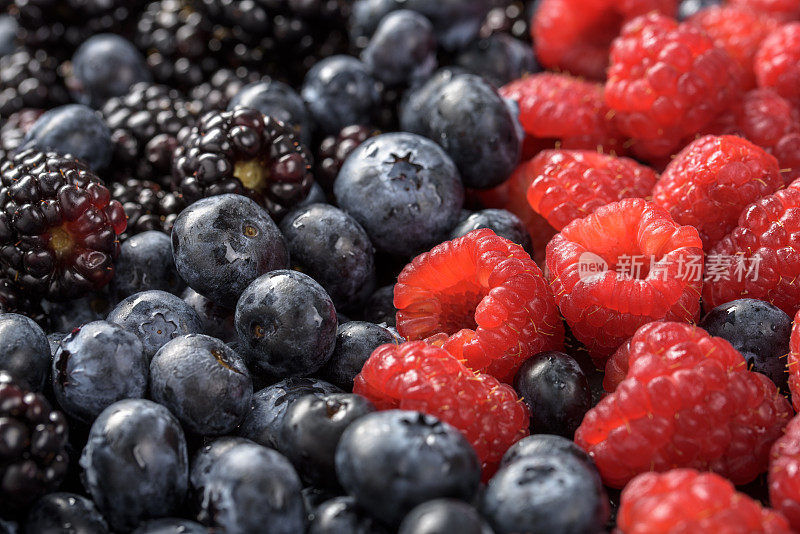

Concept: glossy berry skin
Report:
left=361, top=10, right=437, bottom=87
left=514, top=351, right=591, bottom=438
left=315, top=124, right=378, bottom=191
left=500, top=433, right=595, bottom=469
left=171, top=194, right=289, bottom=308
left=363, top=285, right=397, bottom=326
left=335, top=410, right=481, bottom=526
left=449, top=209, right=533, bottom=257
left=110, top=230, right=185, bottom=300
left=182, top=288, right=237, bottom=343
left=575, top=321, right=793, bottom=488
left=546, top=198, right=703, bottom=362
left=80, top=399, right=189, bottom=532
left=132, top=518, right=207, bottom=534
left=678, top=0, right=723, bottom=19
left=150, top=334, right=253, bottom=436
left=400, top=73, right=521, bottom=190
left=0, top=48, right=69, bottom=119
left=396, top=228, right=563, bottom=381
left=769, top=415, right=800, bottom=530
left=653, top=135, right=784, bottom=250
left=700, top=299, right=792, bottom=393
left=399, top=499, right=492, bottom=534
left=280, top=203, right=375, bottom=311
left=280, top=393, right=375, bottom=488
left=189, top=436, right=252, bottom=499
left=619, top=469, right=791, bottom=533
left=110, top=178, right=185, bottom=240
left=106, top=289, right=204, bottom=361
left=235, top=270, right=338, bottom=378
left=67, top=34, right=152, bottom=109
left=790, top=310, right=800, bottom=410
left=755, top=23, right=800, bottom=104
left=52, top=320, right=148, bottom=423
left=0, top=313, right=50, bottom=391
left=308, top=496, right=386, bottom=534
left=334, top=132, right=464, bottom=257
left=319, top=321, right=399, bottom=391
left=228, top=79, right=313, bottom=146
left=25, top=492, right=109, bottom=534
left=454, top=33, right=539, bottom=88
left=195, top=442, right=306, bottom=534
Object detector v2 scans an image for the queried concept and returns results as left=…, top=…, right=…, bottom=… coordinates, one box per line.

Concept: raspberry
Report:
left=499, top=73, right=625, bottom=158
left=575, top=321, right=794, bottom=488
left=788, top=310, right=800, bottom=411
left=755, top=23, right=800, bottom=105
left=652, top=135, right=784, bottom=250
left=394, top=228, right=564, bottom=383
left=770, top=414, right=800, bottom=530
left=532, top=0, right=678, bottom=80
left=702, top=180, right=800, bottom=317
left=546, top=198, right=703, bottom=363
left=688, top=6, right=780, bottom=89
left=353, top=341, right=530, bottom=474
left=525, top=149, right=658, bottom=231
left=730, top=0, right=800, bottom=22
left=605, top=13, right=742, bottom=160
left=618, top=469, right=791, bottom=533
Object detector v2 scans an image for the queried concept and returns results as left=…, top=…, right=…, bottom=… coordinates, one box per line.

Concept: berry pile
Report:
left=2, top=0, right=800, bottom=532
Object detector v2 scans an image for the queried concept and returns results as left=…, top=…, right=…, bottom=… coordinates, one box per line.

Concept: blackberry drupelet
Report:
left=0, top=109, right=44, bottom=162
left=172, top=108, right=313, bottom=219
left=110, top=178, right=184, bottom=241
left=0, top=150, right=127, bottom=300
left=480, top=1, right=534, bottom=42
left=188, top=67, right=263, bottom=114
left=0, top=49, right=69, bottom=118
left=315, top=124, right=378, bottom=191
left=0, top=371, right=69, bottom=511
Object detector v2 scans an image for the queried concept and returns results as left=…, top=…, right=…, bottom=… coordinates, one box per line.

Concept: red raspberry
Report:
left=702, top=179, right=800, bottom=317
left=618, top=469, right=792, bottom=533
left=532, top=0, right=678, bottom=81
left=605, top=13, right=742, bottom=161
left=770, top=414, right=800, bottom=530
left=500, top=73, right=625, bottom=158
left=546, top=198, right=703, bottom=363
left=394, top=228, right=564, bottom=383
left=788, top=309, right=800, bottom=411
left=575, top=321, right=794, bottom=488
left=353, top=340, right=530, bottom=474
left=525, top=149, right=658, bottom=231
left=602, top=334, right=634, bottom=394
left=755, top=23, right=800, bottom=105
left=652, top=135, right=784, bottom=250
left=730, top=0, right=800, bottom=22
left=688, top=6, right=780, bottom=89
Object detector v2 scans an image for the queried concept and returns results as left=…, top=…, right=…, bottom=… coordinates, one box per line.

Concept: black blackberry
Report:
left=111, top=178, right=185, bottom=240
left=0, top=49, right=69, bottom=118
left=0, top=370, right=69, bottom=512
left=0, top=108, right=44, bottom=162
left=101, top=82, right=199, bottom=186
left=188, top=67, right=263, bottom=114
left=172, top=107, right=313, bottom=219
left=316, top=124, right=378, bottom=191
left=0, top=150, right=127, bottom=300
left=480, top=1, right=533, bottom=42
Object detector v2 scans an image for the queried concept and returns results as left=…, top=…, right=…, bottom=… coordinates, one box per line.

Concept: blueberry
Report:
left=279, top=203, right=376, bottom=310
left=25, top=492, right=109, bottom=534
left=0, top=313, right=50, bottom=391
left=182, top=287, right=237, bottom=343
left=150, top=334, right=253, bottom=436
left=80, top=399, right=189, bottom=532
left=280, top=393, right=375, bottom=487
left=335, top=410, right=481, bottom=525
left=500, top=434, right=594, bottom=469
left=397, top=68, right=468, bottom=134
left=309, top=496, right=386, bottom=534
left=363, top=285, right=397, bottom=326
left=678, top=0, right=723, bottom=20
left=189, top=436, right=253, bottom=498
left=171, top=194, right=290, bottom=309
left=301, top=55, right=381, bottom=135
left=0, top=16, right=18, bottom=57
left=401, top=73, right=521, bottom=190
left=42, top=292, right=114, bottom=333
left=514, top=351, right=592, bottom=438
left=0, top=519, right=15, bottom=534
left=238, top=378, right=342, bottom=450
left=361, top=10, right=437, bottom=87
left=700, top=298, right=792, bottom=392
left=235, top=270, right=338, bottom=378
left=455, top=34, right=539, bottom=88
left=334, top=132, right=464, bottom=257
left=47, top=332, right=65, bottom=357
left=18, top=104, right=112, bottom=170
left=228, top=79, right=313, bottom=145
left=111, top=231, right=185, bottom=300
left=481, top=454, right=608, bottom=534
left=106, top=289, right=204, bottom=361
left=296, top=180, right=327, bottom=209
left=450, top=209, right=533, bottom=256
left=67, top=34, right=152, bottom=109
left=132, top=518, right=207, bottom=534
left=319, top=321, right=399, bottom=391
left=196, top=442, right=306, bottom=534
left=398, top=499, right=492, bottom=534
left=52, top=320, right=148, bottom=423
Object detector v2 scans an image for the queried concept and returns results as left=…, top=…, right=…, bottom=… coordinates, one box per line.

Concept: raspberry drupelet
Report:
left=770, top=414, right=800, bottom=531
left=730, top=0, right=800, bottom=22
left=754, top=22, right=800, bottom=105
left=788, top=309, right=800, bottom=411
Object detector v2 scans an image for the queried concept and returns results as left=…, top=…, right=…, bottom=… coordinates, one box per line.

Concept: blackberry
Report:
left=0, top=150, right=127, bottom=300
left=172, top=108, right=313, bottom=219
left=0, top=49, right=69, bottom=118
left=480, top=1, right=534, bottom=42
left=0, top=109, right=44, bottom=162
left=315, top=124, right=378, bottom=191
left=110, top=178, right=185, bottom=241
left=101, top=82, right=199, bottom=186
left=188, top=67, right=263, bottom=114
left=0, top=370, right=69, bottom=511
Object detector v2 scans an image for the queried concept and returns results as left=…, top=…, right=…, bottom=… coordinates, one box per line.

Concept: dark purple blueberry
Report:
left=228, top=79, right=313, bottom=145
left=189, top=436, right=252, bottom=501
left=149, top=334, right=253, bottom=436
left=500, top=434, right=595, bottom=469
left=182, top=288, right=237, bottom=343
left=678, top=0, right=723, bottom=20
left=42, top=292, right=114, bottom=334
left=79, top=399, right=188, bottom=532
left=399, top=499, right=492, bottom=534
left=132, top=518, right=207, bottom=534
left=335, top=410, right=480, bottom=526
left=296, top=180, right=327, bottom=208
left=334, top=132, right=464, bottom=257
left=450, top=209, right=533, bottom=257
left=361, top=10, right=437, bottom=87
left=235, top=270, right=338, bottom=378
left=0, top=16, right=18, bottom=57
left=309, top=496, right=386, bottom=534
left=52, top=320, right=148, bottom=423
left=455, top=34, right=539, bottom=88
left=279, top=203, right=376, bottom=311
left=362, top=285, right=397, bottom=326
left=318, top=321, right=398, bottom=391
left=0, top=313, right=50, bottom=392
left=25, top=492, right=109, bottom=534
left=111, top=230, right=185, bottom=300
